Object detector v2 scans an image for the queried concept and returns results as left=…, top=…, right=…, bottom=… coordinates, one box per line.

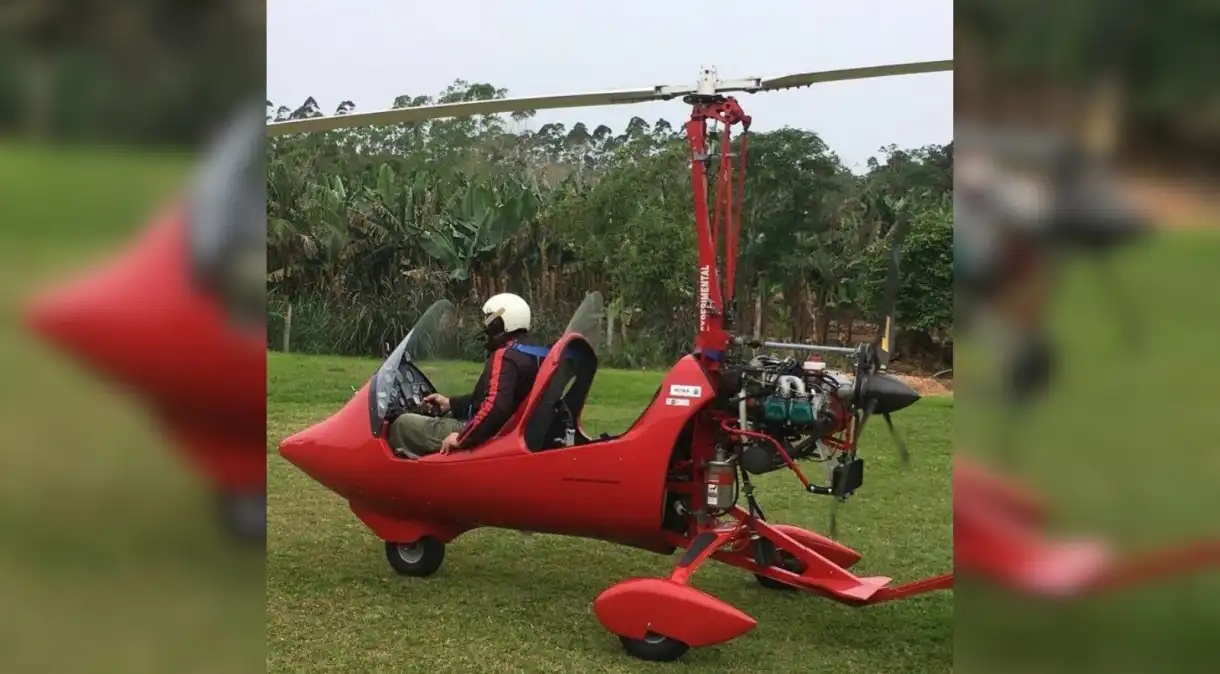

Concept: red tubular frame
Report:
left=685, top=98, right=750, bottom=365
left=652, top=504, right=953, bottom=605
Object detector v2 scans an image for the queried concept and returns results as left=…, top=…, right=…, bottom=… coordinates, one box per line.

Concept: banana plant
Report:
left=419, top=180, right=537, bottom=280
left=311, top=174, right=352, bottom=263
left=357, top=163, right=431, bottom=251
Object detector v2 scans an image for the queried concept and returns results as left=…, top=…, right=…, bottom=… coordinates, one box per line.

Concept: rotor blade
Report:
left=881, top=413, right=911, bottom=465
left=267, top=87, right=665, bottom=136
left=268, top=60, right=953, bottom=136
left=759, top=59, right=953, bottom=92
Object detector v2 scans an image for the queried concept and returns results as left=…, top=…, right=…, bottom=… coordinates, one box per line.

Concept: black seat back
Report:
left=523, top=338, right=598, bottom=451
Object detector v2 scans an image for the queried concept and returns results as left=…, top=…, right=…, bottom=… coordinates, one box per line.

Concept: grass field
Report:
left=267, top=224, right=1220, bottom=673
left=0, top=143, right=264, bottom=674
left=266, top=353, right=954, bottom=673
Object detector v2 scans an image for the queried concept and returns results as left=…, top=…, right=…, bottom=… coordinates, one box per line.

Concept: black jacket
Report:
left=449, top=339, right=541, bottom=449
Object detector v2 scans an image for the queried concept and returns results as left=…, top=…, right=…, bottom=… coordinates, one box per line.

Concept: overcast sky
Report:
left=267, top=0, right=953, bottom=172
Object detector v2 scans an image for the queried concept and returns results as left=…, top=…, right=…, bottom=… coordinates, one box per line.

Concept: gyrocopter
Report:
left=274, top=60, right=954, bottom=661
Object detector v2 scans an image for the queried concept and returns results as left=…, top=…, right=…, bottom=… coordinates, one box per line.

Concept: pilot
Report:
left=388, top=293, right=542, bottom=456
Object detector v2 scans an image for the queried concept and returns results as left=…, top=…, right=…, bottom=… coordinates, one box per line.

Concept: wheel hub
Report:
left=396, top=543, right=424, bottom=564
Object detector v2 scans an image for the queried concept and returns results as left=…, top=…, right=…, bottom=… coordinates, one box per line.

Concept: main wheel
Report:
left=217, top=490, right=266, bottom=544
left=755, top=550, right=807, bottom=591
left=385, top=538, right=445, bottom=577
left=619, top=633, right=690, bottom=662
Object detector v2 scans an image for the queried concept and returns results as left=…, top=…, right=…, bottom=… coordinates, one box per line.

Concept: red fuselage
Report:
left=279, top=338, right=713, bottom=551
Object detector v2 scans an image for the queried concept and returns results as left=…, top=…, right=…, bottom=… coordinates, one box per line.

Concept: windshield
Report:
left=401, top=298, right=456, bottom=362
left=564, top=291, right=605, bottom=350
left=369, top=299, right=456, bottom=433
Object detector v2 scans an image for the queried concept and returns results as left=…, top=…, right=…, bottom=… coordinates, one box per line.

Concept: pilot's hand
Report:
left=439, top=432, right=460, bottom=455
left=424, top=393, right=450, bottom=414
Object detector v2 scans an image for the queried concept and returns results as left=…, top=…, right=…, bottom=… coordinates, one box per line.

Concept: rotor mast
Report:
left=683, top=67, right=751, bottom=369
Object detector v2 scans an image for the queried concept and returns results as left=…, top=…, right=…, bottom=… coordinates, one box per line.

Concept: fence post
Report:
left=283, top=303, right=293, bottom=353
left=753, top=292, right=762, bottom=340
left=606, top=301, right=616, bottom=352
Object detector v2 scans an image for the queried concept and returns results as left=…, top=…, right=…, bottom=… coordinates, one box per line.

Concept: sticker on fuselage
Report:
left=668, top=384, right=703, bottom=398
left=664, top=397, right=691, bottom=407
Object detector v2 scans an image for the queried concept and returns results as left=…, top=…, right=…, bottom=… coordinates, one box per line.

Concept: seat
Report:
left=523, top=337, right=598, bottom=452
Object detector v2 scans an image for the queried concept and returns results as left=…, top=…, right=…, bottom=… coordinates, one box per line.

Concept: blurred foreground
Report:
left=1, top=5, right=265, bottom=666
left=0, top=143, right=264, bottom=673
left=956, top=0, right=1219, bottom=671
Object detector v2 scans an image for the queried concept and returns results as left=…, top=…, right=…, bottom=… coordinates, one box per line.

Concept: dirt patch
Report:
left=840, top=373, right=953, bottom=397
left=1122, top=170, right=1220, bottom=229
left=893, top=374, right=953, bottom=397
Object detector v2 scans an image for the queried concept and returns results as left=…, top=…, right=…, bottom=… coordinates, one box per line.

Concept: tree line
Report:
left=266, top=81, right=953, bottom=372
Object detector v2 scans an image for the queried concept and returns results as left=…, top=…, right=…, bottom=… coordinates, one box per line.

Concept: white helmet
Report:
left=481, top=293, right=531, bottom=334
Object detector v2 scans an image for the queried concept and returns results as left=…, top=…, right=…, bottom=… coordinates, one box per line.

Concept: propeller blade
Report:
left=852, top=398, right=877, bottom=453
left=882, top=412, right=911, bottom=466
left=759, top=59, right=953, bottom=92
left=831, top=398, right=877, bottom=538
left=1095, top=255, right=1140, bottom=346
left=875, top=215, right=912, bottom=368
left=269, top=60, right=954, bottom=136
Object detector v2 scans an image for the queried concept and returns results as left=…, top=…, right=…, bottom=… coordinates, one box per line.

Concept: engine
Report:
left=718, top=354, right=850, bottom=476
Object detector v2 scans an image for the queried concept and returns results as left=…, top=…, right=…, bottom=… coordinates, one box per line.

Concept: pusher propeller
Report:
left=829, top=212, right=917, bottom=538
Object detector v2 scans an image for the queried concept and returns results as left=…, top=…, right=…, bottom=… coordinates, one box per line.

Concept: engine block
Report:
left=719, top=354, right=852, bottom=476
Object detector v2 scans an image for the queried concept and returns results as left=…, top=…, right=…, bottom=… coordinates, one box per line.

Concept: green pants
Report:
left=388, top=413, right=466, bottom=456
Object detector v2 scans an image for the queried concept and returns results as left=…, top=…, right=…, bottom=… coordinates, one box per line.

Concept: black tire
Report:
left=217, top=491, right=266, bottom=544
left=754, top=551, right=806, bottom=591
left=385, top=538, right=445, bottom=577
left=619, top=633, right=690, bottom=662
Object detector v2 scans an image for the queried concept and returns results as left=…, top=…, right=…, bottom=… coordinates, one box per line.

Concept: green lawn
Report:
left=0, top=143, right=264, bottom=674
left=266, top=353, right=954, bottom=673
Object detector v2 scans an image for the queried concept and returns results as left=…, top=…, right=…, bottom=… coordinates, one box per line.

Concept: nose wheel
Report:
left=619, top=633, right=690, bottom=662
left=385, top=537, right=446, bottom=577
left=755, top=550, right=808, bottom=590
